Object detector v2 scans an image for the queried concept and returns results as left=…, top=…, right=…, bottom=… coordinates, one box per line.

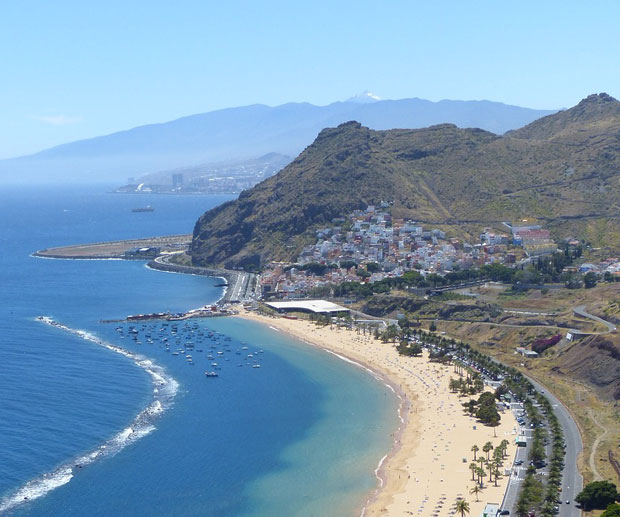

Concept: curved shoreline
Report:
left=237, top=310, right=518, bottom=517
left=266, top=319, right=411, bottom=513
left=238, top=311, right=413, bottom=516
left=318, top=348, right=410, bottom=515
left=0, top=317, right=179, bottom=515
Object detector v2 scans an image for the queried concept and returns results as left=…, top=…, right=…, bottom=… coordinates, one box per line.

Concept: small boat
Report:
left=131, top=206, right=154, bottom=213
left=205, top=371, right=218, bottom=377
left=252, top=364, right=261, bottom=368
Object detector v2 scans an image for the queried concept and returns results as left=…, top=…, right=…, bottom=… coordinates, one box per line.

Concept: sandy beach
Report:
left=236, top=309, right=518, bottom=516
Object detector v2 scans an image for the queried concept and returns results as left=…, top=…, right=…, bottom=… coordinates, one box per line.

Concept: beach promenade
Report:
left=237, top=310, right=518, bottom=517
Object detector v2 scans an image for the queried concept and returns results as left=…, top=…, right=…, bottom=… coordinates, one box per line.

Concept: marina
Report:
left=111, top=319, right=267, bottom=376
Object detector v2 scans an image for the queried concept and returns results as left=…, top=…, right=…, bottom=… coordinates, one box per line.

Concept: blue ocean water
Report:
left=0, top=185, right=398, bottom=516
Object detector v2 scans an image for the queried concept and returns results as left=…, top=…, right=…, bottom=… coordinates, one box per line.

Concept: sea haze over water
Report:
left=0, top=186, right=398, bottom=516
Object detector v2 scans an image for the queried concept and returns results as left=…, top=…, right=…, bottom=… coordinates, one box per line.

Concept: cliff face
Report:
left=191, top=94, right=620, bottom=268
left=555, top=334, right=620, bottom=401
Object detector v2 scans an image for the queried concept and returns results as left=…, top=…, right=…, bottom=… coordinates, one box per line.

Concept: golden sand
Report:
left=236, top=309, right=518, bottom=516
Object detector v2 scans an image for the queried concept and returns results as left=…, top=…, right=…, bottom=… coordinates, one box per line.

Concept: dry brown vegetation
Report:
left=192, top=93, right=620, bottom=268
left=424, top=283, right=620, bottom=487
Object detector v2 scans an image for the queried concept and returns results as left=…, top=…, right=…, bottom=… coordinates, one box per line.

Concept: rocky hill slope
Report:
left=191, top=93, right=620, bottom=268
left=555, top=334, right=620, bottom=401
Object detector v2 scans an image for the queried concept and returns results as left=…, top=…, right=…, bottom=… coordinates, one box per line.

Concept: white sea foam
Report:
left=0, top=317, right=178, bottom=514
left=323, top=349, right=382, bottom=381
left=374, top=454, right=388, bottom=488
left=319, top=348, right=407, bottom=517
left=0, top=467, right=74, bottom=512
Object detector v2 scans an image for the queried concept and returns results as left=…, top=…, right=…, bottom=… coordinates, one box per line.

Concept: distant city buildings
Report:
left=172, top=173, right=184, bottom=189
left=115, top=155, right=290, bottom=195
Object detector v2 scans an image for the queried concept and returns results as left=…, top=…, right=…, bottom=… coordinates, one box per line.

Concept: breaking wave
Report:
left=0, top=317, right=178, bottom=514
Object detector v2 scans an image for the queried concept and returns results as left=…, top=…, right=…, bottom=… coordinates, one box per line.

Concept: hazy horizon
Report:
left=2, top=1, right=619, bottom=160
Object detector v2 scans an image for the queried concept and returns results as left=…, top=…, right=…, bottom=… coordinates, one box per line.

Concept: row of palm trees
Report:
left=312, top=309, right=565, bottom=516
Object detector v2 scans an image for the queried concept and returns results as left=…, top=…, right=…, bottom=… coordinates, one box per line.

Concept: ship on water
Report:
left=131, top=205, right=154, bottom=213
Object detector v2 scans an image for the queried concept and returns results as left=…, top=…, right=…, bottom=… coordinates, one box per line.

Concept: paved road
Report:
left=227, top=273, right=247, bottom=302
left=500, top=409, right=530, bottom=512
left=573, top=305, right=617, bottom=334
left=527, top=376, right=583, bottom=517
left=486, top=359, right=583, bottom=516
left=226, top=272, right=256, bottom=303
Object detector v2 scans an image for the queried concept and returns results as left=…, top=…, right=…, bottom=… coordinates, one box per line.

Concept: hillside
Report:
left=555, top=334, right=620, bottom=401
left=0, top=97, right=554, bottom=183
left=507, top=92, right=620, bottom=141
left=191, top=93, right=620, bottom=268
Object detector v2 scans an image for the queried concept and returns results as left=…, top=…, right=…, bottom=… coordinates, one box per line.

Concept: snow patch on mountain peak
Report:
left=346, top=91, right=382, bottom=103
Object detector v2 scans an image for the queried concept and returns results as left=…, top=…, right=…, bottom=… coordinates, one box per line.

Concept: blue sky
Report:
left=1, top=0, right=618, bottom=159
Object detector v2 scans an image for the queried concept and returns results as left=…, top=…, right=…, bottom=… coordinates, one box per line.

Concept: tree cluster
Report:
left=575, top=481, right=619, bottom=511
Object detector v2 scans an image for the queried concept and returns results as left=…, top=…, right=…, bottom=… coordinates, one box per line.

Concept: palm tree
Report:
left=477, top=457, right=486, bottom=486
left=469, top=462, right=477, bottom=481
left=471, top=444, right=479, bottom=461
left=470, top=485, right=482, bottom=502
left=482, top=441, right=493, bottom=461
left=500, top=439, right=510, bottom=458
left=490, top=413, right=500, bottom=437
left=449, top=378, right=458, bottom=393
left=455, top=499, right=470, bottom=517
left=493, top=465, right=501, bottom=487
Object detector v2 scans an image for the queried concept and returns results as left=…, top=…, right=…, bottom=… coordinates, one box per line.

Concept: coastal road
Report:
left=527, top=375, right=583, bottom=517
left=499, top=413, right=530, bottom=513
left=225, top=272, right=245, bottom=303
left=227, top=272, right=256, bottom=303
left=485, top=359, right=583, bottom=516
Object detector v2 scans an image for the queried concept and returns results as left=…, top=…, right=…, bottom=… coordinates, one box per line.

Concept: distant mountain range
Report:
left=0, top=95, right=555, bottom=183
left=190, top=93, right=620, bottom=268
